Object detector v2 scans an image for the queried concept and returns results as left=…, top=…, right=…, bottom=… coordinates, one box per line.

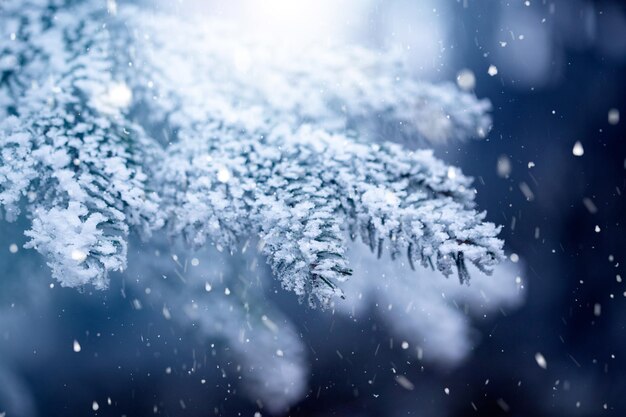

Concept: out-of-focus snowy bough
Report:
left=0, top=219, right=306, bottom=414
left=0, top=218, right=51, bottom=417
left=123, top=236, right=308, bottom=414
left=335, top=243, right=525, bottom=365
left=0, top=367, right=37, bottom=417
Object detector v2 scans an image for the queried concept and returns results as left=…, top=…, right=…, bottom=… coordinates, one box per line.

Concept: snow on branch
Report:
left=1, top=0, right=503, bottom=306
left=1, top=2, right=162, bottom=287
left=161, top=123, right=502, bottom=306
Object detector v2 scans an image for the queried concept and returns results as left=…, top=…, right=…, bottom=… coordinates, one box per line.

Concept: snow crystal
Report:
left=456, top=69, right=476, bottom=91
left=519, top=182, right=535, bottom=201
left=535, top=352, right=547, bottom=369
left=608, top=108, right=620, bottom=125
left=572, top=141, right=584, bottom=156
left=395, top=375, right=415, bottom=390
left=162, top=305, right=171, bottom=320
left=497, top=155, right=512, bottom=177
left=583, top=198, right=598, bottom=214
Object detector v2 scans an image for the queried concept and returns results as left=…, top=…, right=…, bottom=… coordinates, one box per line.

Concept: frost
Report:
left=1, top=2, right=502, bottom=306
left=1, top=1, right=162, bottom=289
left=594, top=303, right=602, bottom=317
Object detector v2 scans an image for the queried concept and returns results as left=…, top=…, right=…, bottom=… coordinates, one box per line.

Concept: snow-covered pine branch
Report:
left=125, top=9, right=503, bottom=305
left=160, top=126, right=502, bottom=305
left=0, top=1, right=162, bottom=287
left=1, top=0, right=503, bottom=306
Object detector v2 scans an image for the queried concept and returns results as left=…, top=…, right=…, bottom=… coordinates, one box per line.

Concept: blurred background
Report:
left=1, top=0, right=626, bottom=416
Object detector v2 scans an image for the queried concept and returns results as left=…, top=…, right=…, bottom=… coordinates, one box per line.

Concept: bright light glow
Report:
left=182, top=0, right=366, bottom=47
left=233, top=47, right=252, bottom=73
left=242, top=0, right=338, bottom=43
left=175, top=0, right=449, bottom=76
left=106, top=0, right=118, bottom=16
